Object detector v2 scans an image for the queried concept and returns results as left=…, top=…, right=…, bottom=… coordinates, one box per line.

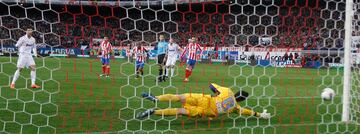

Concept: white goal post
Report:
left=342, top=0, right=354, bottom=122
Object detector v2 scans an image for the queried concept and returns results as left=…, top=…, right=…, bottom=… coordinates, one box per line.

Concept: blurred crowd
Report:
left=353, top=1, right=360, bottom=36
left=0, top=2, right=348, bottom=50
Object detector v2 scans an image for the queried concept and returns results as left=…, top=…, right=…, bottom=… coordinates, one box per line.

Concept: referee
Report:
left=155, top=35, right=168, bottom=82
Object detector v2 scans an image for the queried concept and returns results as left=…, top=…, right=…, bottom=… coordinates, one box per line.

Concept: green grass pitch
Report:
left=0, top=57, right=358, bottom=133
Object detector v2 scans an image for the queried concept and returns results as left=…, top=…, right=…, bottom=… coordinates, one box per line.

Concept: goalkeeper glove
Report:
left=259, top=109, right=270, bottom=119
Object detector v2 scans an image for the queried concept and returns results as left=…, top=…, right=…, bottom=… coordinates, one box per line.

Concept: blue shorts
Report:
left=136, top=61, right=144, bottom=69
left=187, top=59, right=196, bottom=69
left=101, top=57, right=110, bottom=65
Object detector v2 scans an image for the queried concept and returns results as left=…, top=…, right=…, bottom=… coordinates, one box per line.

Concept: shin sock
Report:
left=30, top=70, right=36, bottom=85
left=11, top=69, right=20, bottom=84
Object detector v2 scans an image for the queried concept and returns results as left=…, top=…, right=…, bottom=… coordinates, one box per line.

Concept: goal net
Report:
left=0, top=0, right=358, bottom=133
left=351, top=0, right=360, bottom=127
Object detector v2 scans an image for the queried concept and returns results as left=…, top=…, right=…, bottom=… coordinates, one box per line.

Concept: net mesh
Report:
left=352, top=0, right=360, bottom=126
left=0, top=0, right=358, bottom=133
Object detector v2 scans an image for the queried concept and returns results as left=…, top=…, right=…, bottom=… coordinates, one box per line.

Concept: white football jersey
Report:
left=16, top=35, right=36, bottom=56
left=166, top=43, right=180, bottom=57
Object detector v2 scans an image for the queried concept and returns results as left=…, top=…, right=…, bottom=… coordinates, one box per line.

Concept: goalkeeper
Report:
left=136, top=83, right=270, bottom=119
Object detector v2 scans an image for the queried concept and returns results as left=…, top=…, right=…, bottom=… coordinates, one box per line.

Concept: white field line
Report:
left=0, top=96, right=342, bottom=104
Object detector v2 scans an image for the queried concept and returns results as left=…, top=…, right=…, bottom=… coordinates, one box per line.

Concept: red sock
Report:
left=102, top=66, right=106, bottom=74
left=106, top=68, right=110, bottom=75
left=185, top=69, right=191, bottom=78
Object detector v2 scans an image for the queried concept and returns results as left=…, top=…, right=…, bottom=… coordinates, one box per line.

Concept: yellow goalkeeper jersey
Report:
left=182, top=83, right=243, bottom=117
left=209, top=83, right=238, bottom=115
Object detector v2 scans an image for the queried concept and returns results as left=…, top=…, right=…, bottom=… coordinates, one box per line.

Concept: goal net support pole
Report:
left=341, top=0, right=353, bottom=122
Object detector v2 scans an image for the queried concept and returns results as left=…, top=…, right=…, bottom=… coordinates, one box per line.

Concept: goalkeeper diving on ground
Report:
left=136, top=83, right=270, bottom=119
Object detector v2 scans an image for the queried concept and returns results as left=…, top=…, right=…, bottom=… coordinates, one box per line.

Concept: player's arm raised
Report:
left=180, top=44, right=189, bottom=61
left=197, top=43, right=203, bottom=53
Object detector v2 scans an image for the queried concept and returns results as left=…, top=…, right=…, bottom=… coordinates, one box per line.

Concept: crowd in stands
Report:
left=0, top=2, right=347, bottom=51
left=353, top=0, right=360, bottom=36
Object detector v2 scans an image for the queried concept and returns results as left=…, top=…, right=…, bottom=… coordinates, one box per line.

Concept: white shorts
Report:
left=17, top=55, right=35, bottom=68
left=166, top=56, right=177, bottom=66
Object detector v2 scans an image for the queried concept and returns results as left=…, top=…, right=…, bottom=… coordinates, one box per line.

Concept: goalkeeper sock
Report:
left=154, top=108, right=178, bottom=116
left=156, top=94, right=180, bottom=102
left=11, top=69, right=20, bottom=84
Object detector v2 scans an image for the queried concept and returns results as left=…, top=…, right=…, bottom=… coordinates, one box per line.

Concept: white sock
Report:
left=165, top=68, right=169, bottom=77
left=11, top=69, right=20, bottom=84
left=171, top=68, right=175, bottom=77
left=31, top=70, right=36, bottom=85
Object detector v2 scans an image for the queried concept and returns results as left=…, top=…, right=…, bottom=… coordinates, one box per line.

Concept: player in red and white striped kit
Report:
left=132, top=43, right=148, bottom=78
left=180, top=37, right=202, bottom=82
left=99, top=37, right=112, bottom=77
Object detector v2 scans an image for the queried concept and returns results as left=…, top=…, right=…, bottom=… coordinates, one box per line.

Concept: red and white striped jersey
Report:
left=181, top=43, right=202, bottom=60
left=126, top=48, right=131, bottom=57
left=100, top=41, right=112, bottom=58
left=132, top=46, right=147, bottom=62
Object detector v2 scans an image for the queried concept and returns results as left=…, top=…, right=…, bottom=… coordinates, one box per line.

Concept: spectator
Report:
left=0, top=1, right=347, bottom=53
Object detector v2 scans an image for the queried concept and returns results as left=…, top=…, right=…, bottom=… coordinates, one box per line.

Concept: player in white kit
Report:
left=164, top=38, right=182, bottom=78
left=10, top=28, right=40, bottom=89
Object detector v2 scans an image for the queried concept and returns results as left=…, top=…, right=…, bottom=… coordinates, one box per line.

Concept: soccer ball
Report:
left=321, top=88, right=335, bottom=101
